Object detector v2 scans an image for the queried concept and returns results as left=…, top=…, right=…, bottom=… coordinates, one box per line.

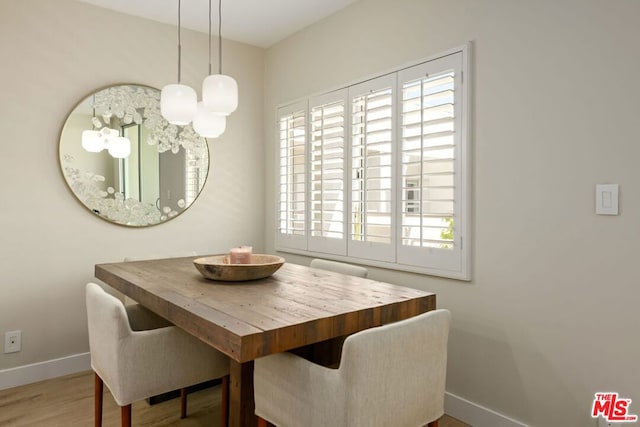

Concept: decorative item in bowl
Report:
left=193, top=254, right=285, bottom=282
left=229, top=246, right=253, bottom=264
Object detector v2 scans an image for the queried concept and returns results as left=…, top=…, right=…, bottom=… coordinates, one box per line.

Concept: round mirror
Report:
left=59, top=84, right=209, bottom=227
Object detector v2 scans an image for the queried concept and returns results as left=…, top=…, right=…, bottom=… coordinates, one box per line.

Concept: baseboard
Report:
left=0, top=352, right=90, bottom=391
left=445, top=391, right=529, bottom=427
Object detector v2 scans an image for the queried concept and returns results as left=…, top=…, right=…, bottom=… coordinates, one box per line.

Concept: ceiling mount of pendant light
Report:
left=193, top=0, right=227, bottom=138
left=161, top=0, right=197, bottom=125
left=202, top=0, right=238, bottom=116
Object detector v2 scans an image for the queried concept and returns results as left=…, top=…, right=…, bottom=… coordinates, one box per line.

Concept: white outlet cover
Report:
left=4, top=330, right=21, bottom=353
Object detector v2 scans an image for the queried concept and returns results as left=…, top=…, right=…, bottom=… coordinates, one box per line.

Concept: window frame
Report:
left=274, top=44, right=471, bottom=280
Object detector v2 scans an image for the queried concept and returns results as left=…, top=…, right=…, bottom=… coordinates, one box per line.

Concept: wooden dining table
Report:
left=95, top=256, right=436, bottom=427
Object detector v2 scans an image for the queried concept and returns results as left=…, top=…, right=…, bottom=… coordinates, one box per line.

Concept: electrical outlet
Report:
left=4, top=330, right=21, bottom=353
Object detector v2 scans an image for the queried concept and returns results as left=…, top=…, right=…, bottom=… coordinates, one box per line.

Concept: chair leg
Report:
left=427, top=419, right=439, bottom=427
left=121, top=404, right=132, bottom=427
left=221, top=375, right=229, bottom=427
left=257, top=416, right=268, bottom=427
left=94, top=373, right=103, bottom=427
left=180, top=388, right=188, bottom=419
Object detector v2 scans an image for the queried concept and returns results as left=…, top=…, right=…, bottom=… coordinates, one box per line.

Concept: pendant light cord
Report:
left=177, top=0, right=182, bottom=83
left=218, top=0, right=223, bottom=74
left=208, top=0, right=212, bottom=75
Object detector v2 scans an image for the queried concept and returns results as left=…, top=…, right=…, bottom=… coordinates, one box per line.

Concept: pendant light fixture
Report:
left=193, top=0, right=227, bottom=138
left=161, top=0, right=197, bottom=125
left=202, top=0, right=238, bottom=116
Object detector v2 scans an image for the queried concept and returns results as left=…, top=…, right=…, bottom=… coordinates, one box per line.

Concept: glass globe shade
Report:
left=193, top=102, right=226, bottom=138
left=108, top=136, right=131, bottom=159
left=161, top=83, right=198, bottom=125
left=81, top=130, right=104, bottom=152
left=202, top=74, right=238, bottom=116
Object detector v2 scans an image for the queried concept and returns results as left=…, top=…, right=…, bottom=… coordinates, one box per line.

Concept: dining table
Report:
left=95, top=256, right=436, bottom=427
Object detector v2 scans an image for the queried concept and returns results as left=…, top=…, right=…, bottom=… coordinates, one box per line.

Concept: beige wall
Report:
left=3, top=0, right=639, bottom=425
left=0, top=0, right=264, bottom=370
left=264, top=0, right=640, bottom=426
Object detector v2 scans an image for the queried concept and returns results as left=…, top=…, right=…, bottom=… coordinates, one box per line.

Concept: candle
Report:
left=229, top=246, right=252, bottom=264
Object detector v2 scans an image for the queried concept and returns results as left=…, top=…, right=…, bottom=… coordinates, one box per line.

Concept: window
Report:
left=275, top=46, right=470, bottom=280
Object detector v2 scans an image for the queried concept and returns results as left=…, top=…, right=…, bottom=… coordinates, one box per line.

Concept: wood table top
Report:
left=95, top=256, right=436, bottom=363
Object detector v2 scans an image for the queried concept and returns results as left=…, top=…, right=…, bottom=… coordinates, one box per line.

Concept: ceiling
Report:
left=76, top=0, right=358, bottom=48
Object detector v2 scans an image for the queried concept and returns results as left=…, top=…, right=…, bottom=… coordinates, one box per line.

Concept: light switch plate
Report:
left=596, top=184, right=619, bottom=215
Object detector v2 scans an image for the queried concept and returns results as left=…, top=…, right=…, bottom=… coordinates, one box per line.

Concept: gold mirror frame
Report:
left=58, top=84, right=210, bottom=227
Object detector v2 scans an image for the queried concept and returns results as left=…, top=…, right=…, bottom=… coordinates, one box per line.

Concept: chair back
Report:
left=310, top=258, right=368, bottom=278
left=85, top=283, right=132, bottom=391
left=340, top=309, right=451, bottom=426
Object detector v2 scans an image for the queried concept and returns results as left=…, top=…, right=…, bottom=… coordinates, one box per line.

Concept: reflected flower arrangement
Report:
left=92, top=85, right=208, bottom=161
left=62, top=155, right=182, bottom=226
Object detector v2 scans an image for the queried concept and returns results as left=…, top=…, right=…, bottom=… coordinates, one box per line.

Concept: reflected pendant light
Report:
left=193, top=0, right=227, bottom=137
left=81, top=130, right=103, bottom=152
left=82, top=99, right=105, bottom=152
left=161, top=0, right=197, bottom=125
left=108, top=136, right=132, bottom=159
left=202, top=0, right=238, bottom=116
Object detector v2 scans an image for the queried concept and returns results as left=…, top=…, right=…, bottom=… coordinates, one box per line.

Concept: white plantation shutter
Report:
left=275, top=46, right=470, bottom=280
left=308, top=90, right=347, bottom=255
left=348, top=74, right=396, bottom=262
left=276, top=101, right=307, bottom=250
left=396, top=52, right=466, bottom=275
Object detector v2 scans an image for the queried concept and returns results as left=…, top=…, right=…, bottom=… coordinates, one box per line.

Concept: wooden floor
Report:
left=0, top=371, right=470, bottom=426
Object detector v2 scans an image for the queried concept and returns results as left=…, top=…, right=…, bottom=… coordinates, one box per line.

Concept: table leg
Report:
left=229, top=360, right=257, bottom=427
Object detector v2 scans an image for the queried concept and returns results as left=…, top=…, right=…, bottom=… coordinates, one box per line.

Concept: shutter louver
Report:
left=401, top=72, right=456, bottom=249
left=347, top=74, right=396, bottom=262
left=311, top=101, right=344, bottom=239
left=277, top=103, right=307, bottom=250
left=308, top=90, right=347, bottom=255
left=351, top=88, right=393, bottom=244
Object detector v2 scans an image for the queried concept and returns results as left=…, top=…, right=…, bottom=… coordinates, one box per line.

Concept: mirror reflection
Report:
left=59, top=84, right=209, bottom=227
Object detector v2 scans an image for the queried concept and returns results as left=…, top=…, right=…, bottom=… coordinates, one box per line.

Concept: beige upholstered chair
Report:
left=254, top=309, right=451, bottom=427
left=86, top=283, right=230, bottom=427
left=309, top=258, right=369, bottom=278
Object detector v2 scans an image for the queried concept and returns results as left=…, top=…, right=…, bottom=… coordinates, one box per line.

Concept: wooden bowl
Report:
left=193, top=254, right=285, bottom=282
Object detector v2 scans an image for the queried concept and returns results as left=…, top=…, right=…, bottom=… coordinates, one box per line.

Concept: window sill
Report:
left=275, top=245, right=471, bottom=281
